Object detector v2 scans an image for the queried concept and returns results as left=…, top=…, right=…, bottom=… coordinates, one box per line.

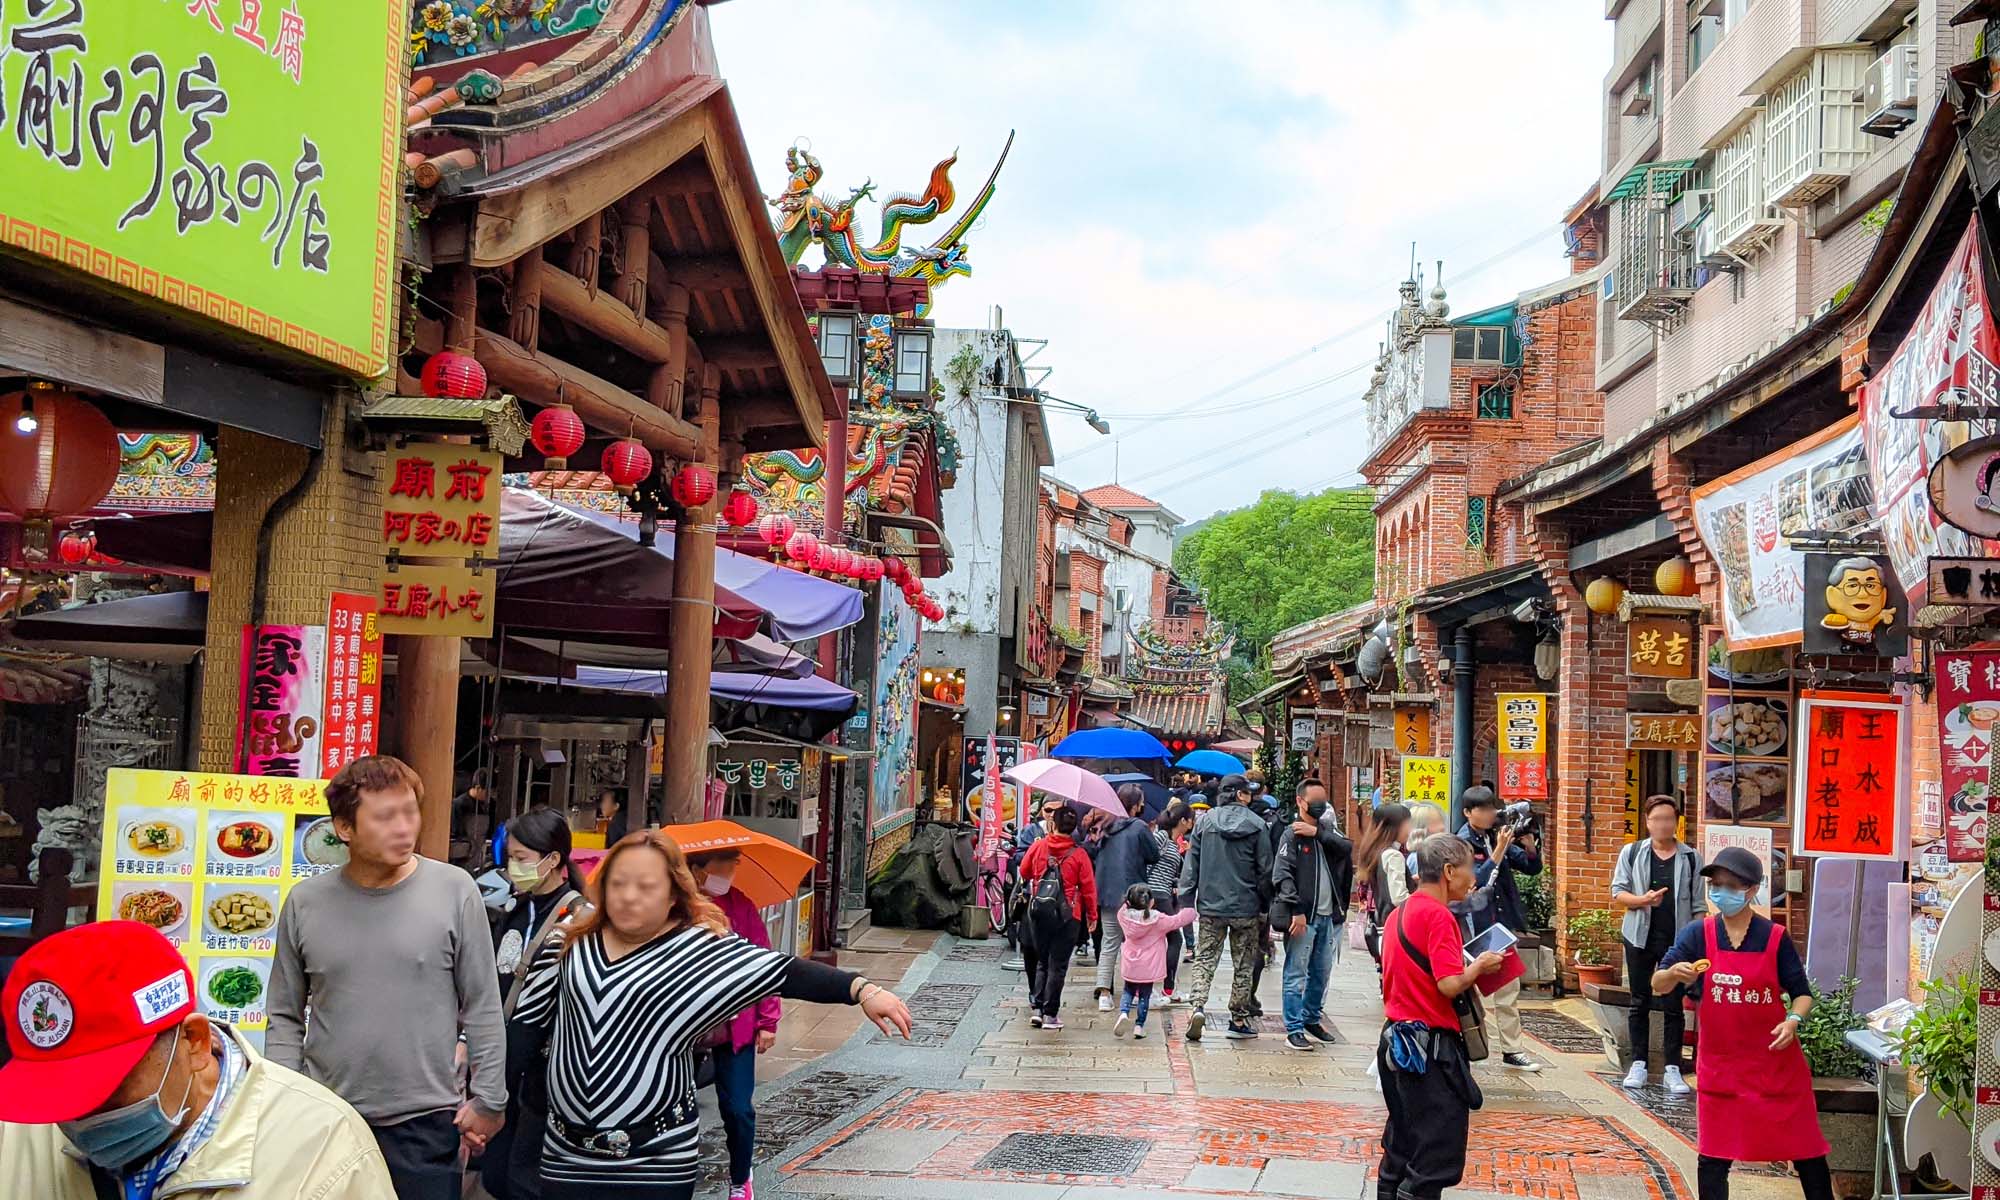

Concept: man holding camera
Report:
left=1456, top=786, right=1542, bottom=1071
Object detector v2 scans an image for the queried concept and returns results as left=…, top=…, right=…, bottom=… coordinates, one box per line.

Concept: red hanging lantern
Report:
left=57, top=530, right=95, bottom=565
left=599, top=438, right=653, bottom=494
left=419, top=350, right=487, bottom=399
left=721, top=489, right=760, bottom=528
left=860, top=556, right=882, bottom=582
left=809, top=545, right=831, bottom=572
left=0, top=385, right=121, bottom=523
left=834, top=548, right=856, bottom=576
left=785, top=531, right=819, bottom=563
left=529, top=404, right=586, bottom=470
left=671, top=463, right=717, bottom=509
left=883, top=556, right=906, bottom=583
left=758, top=512, right=795, bottom=546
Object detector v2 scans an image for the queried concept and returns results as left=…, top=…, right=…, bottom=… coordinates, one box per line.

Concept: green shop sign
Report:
left=0, top=0, right=404, bottom=376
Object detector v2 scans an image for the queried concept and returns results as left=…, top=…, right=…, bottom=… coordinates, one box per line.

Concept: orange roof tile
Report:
left=1081, top=484, right=1162, bottom=511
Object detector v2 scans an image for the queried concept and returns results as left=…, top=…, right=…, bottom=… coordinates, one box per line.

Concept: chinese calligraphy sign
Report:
left=1933, top=651, right=1999, bottom=862
left=1627, top=614, right=1697, bottom=679
left=319, top=592, right=381, bottom=776
left=1393, top=706, right=1431, bottom=757
left=1497, top=693, right=1548, bottom=800
left=234, top=624, right=322, bottom=778
left=0, top=1, right=403, bottom=374
left=1927, top=558, right=2000, bottom=608
left=1793, top=691, right=1905, bottom=861
left=378, top=443, right=499, bottom=638
left=1628, top=713, right=1702, bottom=751
left=1400, top=755, right=1451, bottom=808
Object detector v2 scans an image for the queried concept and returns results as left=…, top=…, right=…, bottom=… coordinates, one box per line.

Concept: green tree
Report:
left=1174, top=486, right=1375, bottom=656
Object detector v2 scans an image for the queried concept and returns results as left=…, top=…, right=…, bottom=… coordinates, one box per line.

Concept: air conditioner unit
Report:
left=1861, top=44, right=1920, bottom=137
left=1670, top=188, right=1715, bottom=235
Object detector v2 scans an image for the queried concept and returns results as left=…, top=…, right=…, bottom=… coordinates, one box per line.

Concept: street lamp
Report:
left=893, top=325, right=934, bottom=398
left=817, top=311, right=859, bottom=387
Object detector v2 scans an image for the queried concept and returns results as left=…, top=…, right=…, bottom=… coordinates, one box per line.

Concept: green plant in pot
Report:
left=1900, top=974, right=1977, bottom=1130
left=1797, top=976, right=1867, bottom=1079
left=1567, top=907, right=1619, bottom=985
left=1519, top=868, right=1554, bottom=933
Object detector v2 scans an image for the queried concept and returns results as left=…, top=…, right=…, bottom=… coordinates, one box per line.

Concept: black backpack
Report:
left=1030, top=848, right=1073, bottom=921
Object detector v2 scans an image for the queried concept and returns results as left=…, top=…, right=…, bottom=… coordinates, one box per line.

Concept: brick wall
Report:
left=199, top=390, right=381, bottom=770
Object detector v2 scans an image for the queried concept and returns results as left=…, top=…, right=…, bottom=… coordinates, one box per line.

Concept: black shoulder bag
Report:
left=1392, top=907, right=1490, bottom=1062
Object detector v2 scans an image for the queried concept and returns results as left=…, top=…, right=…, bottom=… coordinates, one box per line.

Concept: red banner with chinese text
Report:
left=321, top=592, right=383, bottom=777
left=1793, top=690, right=1906, bottom=861
left=1934, top=651, right=2000, bottom=861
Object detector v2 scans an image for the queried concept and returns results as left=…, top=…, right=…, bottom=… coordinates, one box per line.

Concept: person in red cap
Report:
left=0, top=920, right=392, bottom=1198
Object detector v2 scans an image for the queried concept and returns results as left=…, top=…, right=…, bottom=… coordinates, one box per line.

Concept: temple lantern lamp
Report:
left=600, top=438, right=653, bottom=495
left=419, top=350, right=487, bottom=399
left=1, top=383, right=120, bottom=562
left=892, top=323, right=935, bottom=399
left=785, top=531, right=819, bottom=564
left=758, top=512, right=795, bottom=548
left=670, top=463, right=716, bottom=509
left=1584, top=577, right=1626, bottom=615
left=529, top=404, right=586, bottom=470
left=816, top=311, right=859, bottom=388
left=722, top=489, right=760, bottom=529
left=1655, top=556, right=1696, bottom=597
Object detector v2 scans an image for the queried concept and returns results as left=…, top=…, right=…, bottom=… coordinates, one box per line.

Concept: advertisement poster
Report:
left=1858, top=226, right=1999, bottom=608
left=1400, top=755, right=1451, bottom=807
left=869, top=585, right=920, bottom=833
left=95, top=768, right=343, bottom=1050
left=1699, top=628, right=1793, bottom=828
left=1800, top=552, right=1908, bottom=658
left=1496, top=693, right=1548, bottom=799
left=1702, top=823, right=1776, bottom=914
left=1691, top=418, right=1873, bottom=649
left=1933, top=651, right=2000, bottom=861
left=235, top=625, right=324, bottom=779
left=1792, top=692, right=1906, bottom=860
left=321, top=592, right=383, bottom=776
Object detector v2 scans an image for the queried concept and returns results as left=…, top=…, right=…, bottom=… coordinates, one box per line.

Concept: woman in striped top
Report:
left=1146, top=800, right=1197, bottom=1001
left=511, top=830, right=911, bottom=1199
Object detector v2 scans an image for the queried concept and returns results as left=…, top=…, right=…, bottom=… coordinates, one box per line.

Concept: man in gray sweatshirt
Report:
left=267, top=756, right=507, bottom=1200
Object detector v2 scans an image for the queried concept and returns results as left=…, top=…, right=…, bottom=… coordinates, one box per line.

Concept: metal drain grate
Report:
left=695, top=1070, right=896, bottom=1187
left=1520, top=1009, right=1603, bottom=1054
left=974, top=1132, right=1152, bottom=1176
left=881, top=982, right=984, bottom=1046
left=945, top=940, right=1004, bottom=962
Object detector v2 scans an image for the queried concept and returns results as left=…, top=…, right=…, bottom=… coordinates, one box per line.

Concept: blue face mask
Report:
left=59, top=1026, right=193, bottom=1170
left=1707, top=885, right=1750, bottom=917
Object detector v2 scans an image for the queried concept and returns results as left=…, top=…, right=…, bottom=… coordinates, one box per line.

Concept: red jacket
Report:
left=1020, top=833, right=1098, bottom=924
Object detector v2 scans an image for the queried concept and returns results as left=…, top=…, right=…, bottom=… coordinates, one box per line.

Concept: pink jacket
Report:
left=1117, top=906, right=1199, bottom=984
left=715, top=887, right=781, bottom=1051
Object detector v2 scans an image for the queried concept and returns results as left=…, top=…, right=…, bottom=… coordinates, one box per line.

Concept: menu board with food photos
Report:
left=94, top=768, right=347, bottom=1049
left=1700, top=627, right=1795, bottom=832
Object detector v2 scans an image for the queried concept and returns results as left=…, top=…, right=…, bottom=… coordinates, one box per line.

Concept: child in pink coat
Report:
left=1114, top=883, right=1199, bottom=1038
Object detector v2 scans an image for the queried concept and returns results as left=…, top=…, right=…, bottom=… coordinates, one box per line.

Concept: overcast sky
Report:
left=710, top=1, right=1609, bottom=522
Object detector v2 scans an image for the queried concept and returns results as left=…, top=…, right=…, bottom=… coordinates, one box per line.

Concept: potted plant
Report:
left=1899, top=974, right=1977, bottom=1190
left=1797, top=976, right=1877, bottom=1173
left=1567, top=908, right=1619, bottom=986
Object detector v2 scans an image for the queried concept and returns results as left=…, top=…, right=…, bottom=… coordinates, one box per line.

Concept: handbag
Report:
left=1392, top=907, right=1490, bottom=1061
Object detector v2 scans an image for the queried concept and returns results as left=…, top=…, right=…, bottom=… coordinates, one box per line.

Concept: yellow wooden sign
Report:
left=377, top=561, right=495, bottom=638
left=1400, top=755, right=1451, bottom=807
left=379, top=443, right=500, bottom=556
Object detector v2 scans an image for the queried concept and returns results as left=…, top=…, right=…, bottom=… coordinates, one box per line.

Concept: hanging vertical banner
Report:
left=320, top=593, right=383, bottom=777
left=979, top=732, right=1004, bottom=866
left=1623, top=752, right=1643, bottom=842
left=235, top=625, right=325, bottom=779
left=1793, top=691, right=1906, bottom=860
left=1496, top=693, right=1548, bottom=799
left=1859, top=225, right=2000, bottom=608
left=1934, top=650, right=2000, bottom=862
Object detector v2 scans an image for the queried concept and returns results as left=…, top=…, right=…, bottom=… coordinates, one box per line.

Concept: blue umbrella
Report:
left=1176, top=749, right=1246, bottom=777
left=1051, top=727, right=1172, bottom=760
left=1102, top=772, right=1169, bottom=821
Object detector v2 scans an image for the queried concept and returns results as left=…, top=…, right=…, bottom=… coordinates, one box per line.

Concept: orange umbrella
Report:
left=658, top=820, right=818, bottom=909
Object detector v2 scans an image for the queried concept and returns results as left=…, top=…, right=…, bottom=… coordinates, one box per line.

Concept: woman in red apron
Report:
left=1653, top=846, right=1830, bottom=1200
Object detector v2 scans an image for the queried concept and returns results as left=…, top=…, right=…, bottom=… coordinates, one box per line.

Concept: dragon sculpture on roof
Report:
left=769, top=133, right=1013, bottom=314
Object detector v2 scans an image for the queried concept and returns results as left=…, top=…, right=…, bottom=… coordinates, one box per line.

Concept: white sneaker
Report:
left=1663, top=1066, right=1691, bottom=1094
left=1113, top=1013, right=1132, bottom=1038
left=1133, top=1024, right=1149, bottom=1039
left=1097, top=993, right=1114, bottom=1012
left=1621, top=1061, right=1650, bottom=1089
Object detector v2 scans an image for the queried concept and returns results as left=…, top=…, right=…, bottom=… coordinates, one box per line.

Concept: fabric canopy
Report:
left=546, top=666, right=858, bottom=713
left=499, top=487, right=864, bottom=643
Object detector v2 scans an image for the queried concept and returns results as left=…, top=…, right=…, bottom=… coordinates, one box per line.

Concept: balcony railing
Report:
left=1613, top=168, right=1697, bottom=325
left=1765, top=49, right=1872, bottom=208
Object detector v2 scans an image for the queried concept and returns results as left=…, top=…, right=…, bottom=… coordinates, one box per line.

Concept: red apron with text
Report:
left=1694, top=917, right=1828, bottom=1161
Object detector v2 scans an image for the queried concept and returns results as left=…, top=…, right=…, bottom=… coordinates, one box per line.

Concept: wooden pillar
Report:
left=397, top=633, right=460, bottom=860
left=648, top=282, right=690, bottom=418
left=509, top=247, right=543, bottom=349
left=614, top=200, right=650, bottom=316
left=663, top=370, right=722, bottom=823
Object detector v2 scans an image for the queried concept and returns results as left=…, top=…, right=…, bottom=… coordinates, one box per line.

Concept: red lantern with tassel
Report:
left=860, top=556, right=882, bottom=582
left=529, top=404, right=586, bottom=470
left=600, top=438, right=653, bottom=494
left=671, top=463, right=717, bottom=509
left=721, top=489, right=759, bottom=528
left=419, top=350, right=487, bottom=399
left=758, top=513, right=795, bottom=547
left=883, top=556, right=907, bottom=583
left=785, top=531, right=819, bottom=563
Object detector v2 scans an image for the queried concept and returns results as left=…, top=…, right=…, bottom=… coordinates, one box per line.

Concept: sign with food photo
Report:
left=94, top=768, right=338, bottom=1048
left=1933, top=650, right=2000, bottom=861
left=1698, top=627, right=1793, bottom=829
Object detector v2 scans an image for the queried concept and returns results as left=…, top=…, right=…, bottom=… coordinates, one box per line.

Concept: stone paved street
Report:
left=718, top=932, right=1806, bottom=1200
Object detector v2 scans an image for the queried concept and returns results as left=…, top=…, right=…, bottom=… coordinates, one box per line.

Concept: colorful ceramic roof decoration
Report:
left=104, top=435, right=216, bottom=512
left=1125, top=622, right=1231, bottom=738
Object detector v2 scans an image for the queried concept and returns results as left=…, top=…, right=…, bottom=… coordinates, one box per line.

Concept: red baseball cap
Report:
left=0, top=921, right=196, bottom=1123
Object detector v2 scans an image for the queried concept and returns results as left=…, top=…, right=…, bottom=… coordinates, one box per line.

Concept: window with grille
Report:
left=1476, top=383, right=1513, bottom=419
left=1453, top=327, right=1506, bottom=363
left=1467, top=497, right=1488, bottom=549
left=1712, top=114, right=1763, bottom=248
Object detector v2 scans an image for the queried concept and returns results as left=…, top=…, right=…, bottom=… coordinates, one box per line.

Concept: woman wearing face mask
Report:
left=1651, top=846, right=1827, bottom=1200
left=484, top=807, right=590, bottom=1200
left=511, top=830, right=911, bottom=1200
left=685, top=849, right=775, bottom=1200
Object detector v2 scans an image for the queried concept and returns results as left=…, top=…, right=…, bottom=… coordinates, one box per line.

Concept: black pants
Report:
left=543, top=1182, right=692, bottom=1200
left=1152, top=890, right=1183, bottom=993
left=1029, top=911, right=1080, bottom=1015
left=370, top=1110, right=461, bottom=1200
left=1623, top=941, right=1686, bottom=1069
left=712, top=1042, right=757, bottom=1186
left=1376, top=1032, right=1470, bottom=1200
left=1697, top=1155, right=1833, bottom=1200
left=477, top=1100, right=549, bottom=1200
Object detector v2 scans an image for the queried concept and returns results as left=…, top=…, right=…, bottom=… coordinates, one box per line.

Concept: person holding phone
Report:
left=1611, top=796, right=1701, bottom=1093
left=1651, top=847, right=1827, bottom=1200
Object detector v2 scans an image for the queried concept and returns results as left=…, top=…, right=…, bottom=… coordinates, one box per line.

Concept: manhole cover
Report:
left=876, top=982, right=984, bottom=1046
left=1521, top=1010, right=1602, bottom=1054
left=973, top=1132, right=1152, bottom=1176
left=945, top=941, right=1004, bottom=962
left=695, top=1070, right=896, bottom=1186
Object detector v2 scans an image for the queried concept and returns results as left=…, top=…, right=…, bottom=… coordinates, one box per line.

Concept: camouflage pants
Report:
left=1188, top=915, right=1262, bottom=1020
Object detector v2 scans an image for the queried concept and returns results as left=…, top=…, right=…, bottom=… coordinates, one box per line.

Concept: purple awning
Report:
left=550, top=666, right=857, bottom=713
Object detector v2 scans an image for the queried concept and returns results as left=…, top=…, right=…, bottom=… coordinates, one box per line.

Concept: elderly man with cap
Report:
left=0, top=920, right=391, bottom=1198
left=1652, top=845, right=1829, bottom=1200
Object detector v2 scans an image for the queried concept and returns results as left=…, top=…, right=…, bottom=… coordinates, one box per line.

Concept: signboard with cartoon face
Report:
left=1801, top=552, right=1907, bottom=658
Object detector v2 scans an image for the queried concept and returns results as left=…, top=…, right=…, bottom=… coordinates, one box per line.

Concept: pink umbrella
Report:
left=1003, top=758, right=1123, bottom=818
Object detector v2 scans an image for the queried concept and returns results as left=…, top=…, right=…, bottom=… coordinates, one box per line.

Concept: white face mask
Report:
left=700, top=873, right=733, bottom=897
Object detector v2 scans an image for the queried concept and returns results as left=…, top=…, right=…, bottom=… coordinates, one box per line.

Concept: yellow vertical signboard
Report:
left=96, top=768, right=343, bottom=1048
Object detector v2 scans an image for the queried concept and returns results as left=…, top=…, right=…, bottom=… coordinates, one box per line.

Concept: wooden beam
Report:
left=651, top=253, right=748, bottom=294
left=567, top=212, right=602, bottom=293
left=472, top=327, right=701, bottom=459
left=719, top=395, right=803, bottom=437
left=699, top=333, right=780, bottom=372
left=615, top=199, right=649, bottom=314
left=536, top=258, right=675, bottom=364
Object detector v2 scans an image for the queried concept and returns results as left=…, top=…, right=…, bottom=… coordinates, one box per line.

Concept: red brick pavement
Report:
left=784, top=1086, right=1692, bottom=1198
